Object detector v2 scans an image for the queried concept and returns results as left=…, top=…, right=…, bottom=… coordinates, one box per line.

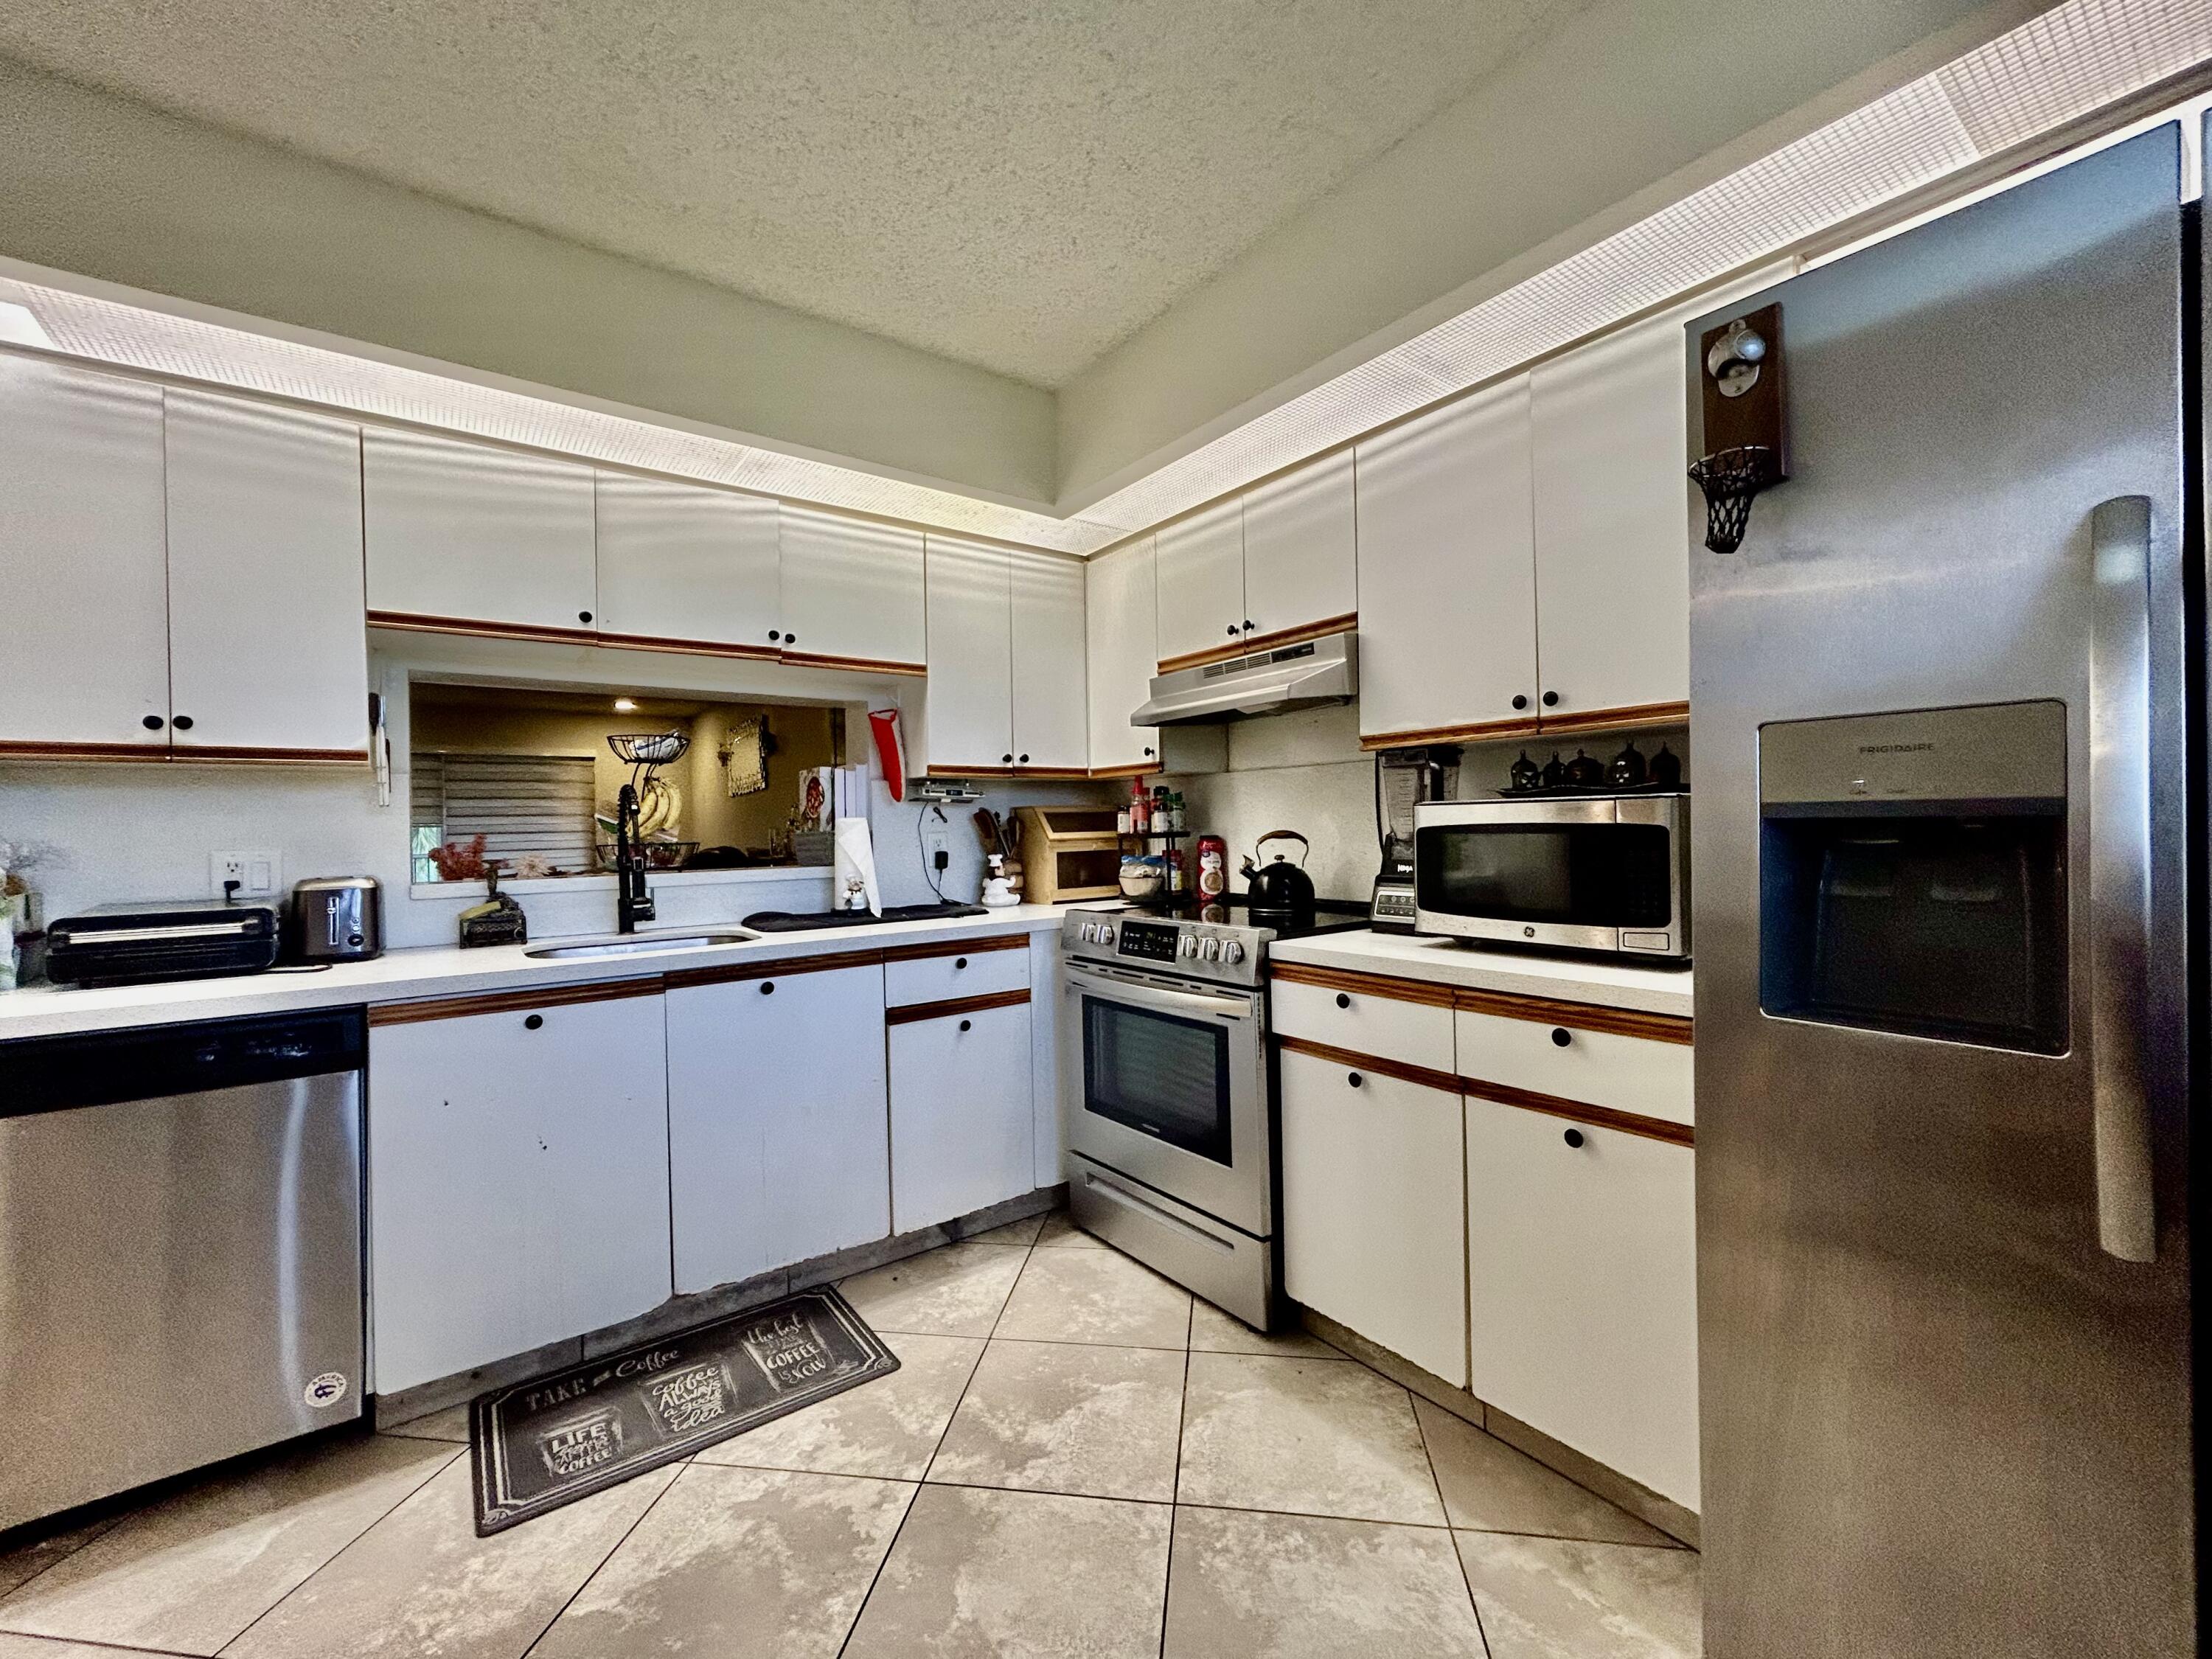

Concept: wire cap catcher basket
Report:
left=1687, top=445, right=1781, bottom=554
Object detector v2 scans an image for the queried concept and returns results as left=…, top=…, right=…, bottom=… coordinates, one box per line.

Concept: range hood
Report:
left=1132, top=629, right=1357, bottom=726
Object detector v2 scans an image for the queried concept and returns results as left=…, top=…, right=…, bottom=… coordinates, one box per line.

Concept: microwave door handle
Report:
left=2088, top=493, right=2156, bottom=1263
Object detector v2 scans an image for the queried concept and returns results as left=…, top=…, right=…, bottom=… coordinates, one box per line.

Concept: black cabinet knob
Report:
left=1335, top=992, right=1351, bottom=1009
left=1242, top=619, right=1255, bottom=631
left=1564, top=1127, right=1585, bottom=1148
left=1541, top=690, right=1560, bottom=707
left=142, top=714, right=164, bottom=731
left=761, top=981, right=775, bottom=995
left=524, top=1014, right=544, bottom=1030
left=171, top=714, right=195, bottom=731
left=1347, top=1071, right=1363, bottom=1088
left=1226, top=625, right=1239, bottom=636
left=785, top=633, right=796, bottom=644
left=769, top=629, right=782, bottom=641
left=955, top=957, right=967, bottom=970
left=1143, top=746, right=1155, bottom=757
left=579, top=610, right=593, bottom=624
left=959, top=1018, right=973, bottom=1032
left=1018, top=753, right=1029, bottom=763
left=1511, top=694, right=1529, bottom=711
left=1551, top=1027, right=1572, bottom=1047
left=1002, top=753, right=1014, bottom=763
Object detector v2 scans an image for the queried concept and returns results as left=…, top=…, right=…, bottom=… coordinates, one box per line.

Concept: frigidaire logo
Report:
left=1858, top=742, right=1935, bottom=754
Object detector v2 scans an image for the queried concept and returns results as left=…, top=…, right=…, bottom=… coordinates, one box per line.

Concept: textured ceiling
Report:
left=0, top=0, right=1595, bottom=388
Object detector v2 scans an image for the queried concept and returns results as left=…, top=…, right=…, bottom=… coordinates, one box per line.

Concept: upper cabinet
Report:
left=0, top=361, right=368, bottom=762
left=1153, top=497, right=1246, bottom=665
left=1529, top=309, right=1691, bottom=723
left=776, top=506, right=925, bottom=672
left=1356, top=377, right=1537, bottom=745
left=594, top=473, right=781, bottom=657
left=364, top=429, right=597, bottom=637
left=1010, top=552, right=1086, bottom=772
left=1085, top=536, right=1160, bottom=774
left=1240, top=449, right=1357, bottom=640
left=164, top=392, right=369, bottom=758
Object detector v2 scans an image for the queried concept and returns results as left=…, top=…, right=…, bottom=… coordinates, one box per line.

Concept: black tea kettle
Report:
left=1242, top=830, right=1315, bottom=922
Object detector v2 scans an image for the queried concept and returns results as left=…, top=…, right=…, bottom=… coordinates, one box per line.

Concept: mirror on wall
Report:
left=408, top=682, right=841, bottom=883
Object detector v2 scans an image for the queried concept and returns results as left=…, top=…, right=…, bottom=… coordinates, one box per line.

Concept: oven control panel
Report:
left=1115, top=919, right=1181, bottom=964
left=1065, top=911, right=1262, bottom=987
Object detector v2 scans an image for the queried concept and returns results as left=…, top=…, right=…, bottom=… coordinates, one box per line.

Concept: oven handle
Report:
left=1063, top=964, right=1256, bottom=1020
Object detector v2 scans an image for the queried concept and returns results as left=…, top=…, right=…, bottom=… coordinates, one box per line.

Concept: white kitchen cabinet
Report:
left=1239, top=449, right=1357, bottom=639
left=0, top=357, right=169, bottom=753
left=1010, top=552, right=1088, bottom=771
left=1154, top=497, right=1245, bottom=665
left=164, top=392, right=367, bottom=758
left=923, top=535, right=1013, bottom=771
left=889, top=1000, right=1034, bottom=1233
left=367, top=990, right=672, bottom=1394
left=594, top=473, right=782, bottom=655
left=1531, top=311, right=1693, bottom=719
left=1085, top=536, right=1161, bottom=773
left=363, top=428, right=597, bottom=636
left=1464, top=1098, right=1700, bottom=1506
left=777, top=505, right=926, bottom=669
left=666, top=964, right=890, bottom=1294
left=1355, top=376, right=1537, bottom=744
left=1280, top=1048, right=1467, bottom=1386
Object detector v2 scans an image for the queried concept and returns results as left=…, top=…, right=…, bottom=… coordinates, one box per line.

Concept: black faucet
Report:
left=614, top=779, right=655, bottom=934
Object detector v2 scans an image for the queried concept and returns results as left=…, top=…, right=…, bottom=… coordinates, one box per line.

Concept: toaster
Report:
left=290, top=876, right=383, bottom=961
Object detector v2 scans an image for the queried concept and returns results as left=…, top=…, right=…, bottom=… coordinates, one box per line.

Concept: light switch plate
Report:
left=212, top=850, right=282, bottom=899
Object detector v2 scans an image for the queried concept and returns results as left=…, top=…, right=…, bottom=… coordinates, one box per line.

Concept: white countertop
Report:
left=0, top=905, right=1074, bottom=1042
left=1268, top=929, right=1694, bottom=1019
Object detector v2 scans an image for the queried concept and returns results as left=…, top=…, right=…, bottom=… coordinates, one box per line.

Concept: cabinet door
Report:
left=1280, top=1049, right=1467, bottom=1386
left=367, top=992, right=670, bottom=1393
left=1531, top=312, right=1691, bottom=719
left=363, top=428, right=597, bottom=634
left=0, top=358, right=169, bottom=751
left=595, top=473, right=781, bottom=655
left=165, top=392, right=368, bottom=758
left=1240, top=449, right=1356, bottom=639
left=1464, top=1100, right=1699, bottom=1506
left=923, top=535, right=1012, bottom=771
left=1354, top=378, right=1537, bottom=742
left=1085, top=537, right=1161, bottom=773
left=778, top=506, right=926, bottom=669
left=889, top=1002, right=1034, bottom=1232
left=667, top=964, right=891, bottom=1294
left=1154, top=497, right=1245, bottom=665
left=1010, top=552, right=1087, bottom=770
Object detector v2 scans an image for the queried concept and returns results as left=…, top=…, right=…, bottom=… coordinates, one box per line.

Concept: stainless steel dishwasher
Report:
left=0, top=1007, right=366, bottom=1531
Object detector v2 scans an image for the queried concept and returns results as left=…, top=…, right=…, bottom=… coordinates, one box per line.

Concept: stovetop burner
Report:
left=1113, top=891, right=1369, bottom=939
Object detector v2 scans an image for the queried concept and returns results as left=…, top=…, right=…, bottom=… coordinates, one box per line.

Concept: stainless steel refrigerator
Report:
left=1688, top=122, right=2197, bottom=1655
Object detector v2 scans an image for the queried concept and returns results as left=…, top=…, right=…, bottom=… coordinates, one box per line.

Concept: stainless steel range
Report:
left=1060, top=895, right=1365, bottom=1329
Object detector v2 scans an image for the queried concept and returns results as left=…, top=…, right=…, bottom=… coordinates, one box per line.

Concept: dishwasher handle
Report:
left=2, top=1006, right=368, bottom=1116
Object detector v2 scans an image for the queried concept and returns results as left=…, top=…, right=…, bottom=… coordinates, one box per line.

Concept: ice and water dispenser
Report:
left=1759, top=701, right=2068, bottom=1056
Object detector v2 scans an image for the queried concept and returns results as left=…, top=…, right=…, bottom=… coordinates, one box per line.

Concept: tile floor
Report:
left=0, top=1210, right=1700, bottom=1658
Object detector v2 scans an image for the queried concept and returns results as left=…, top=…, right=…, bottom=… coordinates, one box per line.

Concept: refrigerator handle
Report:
left=2087, top=494, right=2157, bottom=1263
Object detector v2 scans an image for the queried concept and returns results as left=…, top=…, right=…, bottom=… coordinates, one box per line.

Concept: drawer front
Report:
left=1455, top=1007, right=1692, bottom=1126
left=1272, top=977, right=1454, bottom=1075
left=885, top=942, right=1029, bottom=1008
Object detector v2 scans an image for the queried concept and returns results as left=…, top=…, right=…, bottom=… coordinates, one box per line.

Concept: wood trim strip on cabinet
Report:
left=367, top=975, right=664, bottom=1026
left=1537, top=700, right=1691, bottom=736
left=1459, top=1075, right=1695, bottom=1148
left=0, top=741, right=370, bottom=765
left=928, top=765, right=1015, bottom=779
left=1276, top=1032, right=1463, bottom=1097
left=366, top=610, right=600, bottom=648
left=1015, top=765, right=1091, bottom=779
left=172, top=745, right=372, bottom=765
left=884, top=986, right=1032, bottom=1026
left=880, top=933, right=1029, bottom=964
left=1088, top=762, right=1163, bottom=779
left=1269, top=959, right=1458, bottom=1010
left=777, top=648, right=928, bottom=678
left=590, top=629, right=781, bottom=664
left=1359, top=715, right=1541, bottom=752
left=1452, top=986, right=1693, bottom=1044
left=928, top=764, right=1099, bottom=781
left=663, top=947, right=888, bottom=989
left=1157, top=612, right=1358, bottom=676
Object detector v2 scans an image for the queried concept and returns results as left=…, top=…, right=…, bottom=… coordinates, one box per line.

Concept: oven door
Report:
left=1060, top=961, right=1270, bottom=1237
left=1413, top=795, right=1686, bottom=956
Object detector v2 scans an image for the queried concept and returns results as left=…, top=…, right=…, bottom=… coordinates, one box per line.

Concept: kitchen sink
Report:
left=524, top=928, right=759, bottom=960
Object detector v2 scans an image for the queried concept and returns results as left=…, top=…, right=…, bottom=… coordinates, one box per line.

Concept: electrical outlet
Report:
left=922, top=826, right=950, bottom=867
left=211, top=850, right=282, bottom=899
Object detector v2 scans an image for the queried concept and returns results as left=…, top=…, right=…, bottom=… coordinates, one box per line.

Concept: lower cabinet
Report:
left=889, top=999, right=1034, bottom=1233
left=1464, top=1098, right=1700, bottom=1507
left=367, top=990, right=673, bottom=1394
left=666, top=963, right=891, bottom=1294
left=1280, top=1048, right=1468, bottom=1387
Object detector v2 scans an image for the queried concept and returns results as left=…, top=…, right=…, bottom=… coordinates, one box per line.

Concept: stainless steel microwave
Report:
left=1413, top=793, right=1688, bottom=960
